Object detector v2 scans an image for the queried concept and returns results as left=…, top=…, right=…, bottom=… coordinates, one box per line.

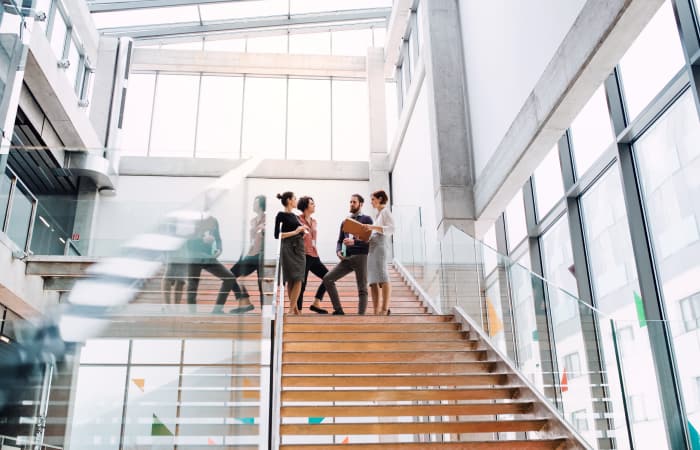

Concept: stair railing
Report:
left=392, top=209, right=658, bottom=450
left=268, top=223, right=285, bottom=449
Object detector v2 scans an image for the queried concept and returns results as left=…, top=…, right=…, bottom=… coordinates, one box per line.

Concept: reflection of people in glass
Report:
left=161, top=222, right=187, bottom=307
left=274, top=192, right=309, bottom=315
left=229, top=195, right=266, bottom=314
left=186, top=214, right=244, bottom=314
left=296, top=196, right=329, bottom=314
left=363, top=190, right=395, bottom=315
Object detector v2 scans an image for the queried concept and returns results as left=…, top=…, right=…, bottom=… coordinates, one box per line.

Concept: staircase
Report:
left=277, top=266, right=586, bottom=449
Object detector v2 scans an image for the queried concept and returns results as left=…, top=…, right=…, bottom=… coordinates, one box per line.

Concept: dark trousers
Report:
left=297, top=255, right=329, bottom=310
left=186, top=260, right=242, bottom=309
left=231, top=254, right=263, bottom=306
left=323, top=254, right=368, bottom=314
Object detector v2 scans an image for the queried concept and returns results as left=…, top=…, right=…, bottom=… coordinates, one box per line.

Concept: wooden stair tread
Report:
left=281, top=362, right=498, bottom=374
left=282, top=387, right=519, bottom=402
left=279, top=441, right=567, bottom=450
left=283, top=341, right=477, bottom=352
left=280, top=402, right=534, bottom=417
left=281, top=374, right=509, bottom=387
left=280, top=419, right=549, bottom=434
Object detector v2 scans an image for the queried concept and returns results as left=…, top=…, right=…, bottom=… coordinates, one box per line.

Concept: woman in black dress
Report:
left=275, top=191, right=309, bottom=315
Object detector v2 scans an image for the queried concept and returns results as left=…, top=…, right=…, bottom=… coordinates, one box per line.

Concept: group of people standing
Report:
left=276, top=190, right=395, bottom=316
left=160, top=190, right=395, bottom=316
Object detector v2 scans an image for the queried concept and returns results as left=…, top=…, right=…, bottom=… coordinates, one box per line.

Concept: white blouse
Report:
left=373, top=207, right=395, bottom=236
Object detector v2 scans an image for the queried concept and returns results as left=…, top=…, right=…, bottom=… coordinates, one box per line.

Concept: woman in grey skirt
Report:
left=364, top=190, right=396, bottom=315
left=274, top=191, right=309, bottom=315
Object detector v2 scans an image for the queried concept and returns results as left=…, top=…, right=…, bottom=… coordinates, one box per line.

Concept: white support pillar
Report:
left=367, top=47, right=389, bottom=194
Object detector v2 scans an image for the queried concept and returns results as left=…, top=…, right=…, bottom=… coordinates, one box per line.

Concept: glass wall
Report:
left=634, top=89, right=700, bottom=439
left=122, top=73, right=371, bottom=161
left=497, top=0, right=700, bottom=445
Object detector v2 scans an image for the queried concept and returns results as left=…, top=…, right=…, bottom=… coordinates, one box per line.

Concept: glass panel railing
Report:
left=0, top=150, right=276, bottom=449
left=392, top=208, right=671, bottom=450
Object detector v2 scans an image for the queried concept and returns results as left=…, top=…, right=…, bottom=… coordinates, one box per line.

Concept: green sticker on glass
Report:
left=634, top=291, right=647, bottom=328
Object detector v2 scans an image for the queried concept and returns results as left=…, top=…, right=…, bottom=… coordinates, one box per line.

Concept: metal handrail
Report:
left=0, top=434, right=63, bottom=450
left=268, top=223, right=285, bottom=449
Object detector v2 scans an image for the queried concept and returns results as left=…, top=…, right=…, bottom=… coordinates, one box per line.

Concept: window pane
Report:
left=69, top=366, right=127, bottom=450
left=91, top=6, right=199, bottom=28
left=290, top=0, right=391, bottom=14
left=196, top=76, right=244, bottom=158
left=160, top=40, right=202, bottom=50
left=385, top=81, right=398, bottom=149
left=505, top=190, right=527, bottom=250
left=287, top=78, right=330, bottom=160
left=121, top=73, right=156, bottom=156
left=80, top=339, right=130, bottom=364
left=619, top=1, right=685, bottom=121
left=200, top=0, right=287, bottom=21
left=7, top=184, right=33, bottom=251
left=635, top=89, right=700, bottom=439
left=540, top=215, right=577, bottom=320
left=66, top=37, right=80, bottom=91
left=569, top=85, right=615, bottom=177
left=204, top=37, right=246, bottom=52
left=289, top=32, right=330, bottom=55
left=533, top=146, right=564, bottom=220
left=49, top=11, right=67, bottom=58
left=331, top=29, right=373, bottom=56
left=581, top=165, right=668, bottom=450
left=149, top=74, right=199, bottom=156
left=131, top=339, right=182, bottom=364
left=246, top=34, right=287, bottom=53
left=0, top=171, right=11, bottom=230
left=241, top=77, right=286, bottom=159
left=373, top=27, right=386, bottom=47
left=331, top=80, right=369, bottom=161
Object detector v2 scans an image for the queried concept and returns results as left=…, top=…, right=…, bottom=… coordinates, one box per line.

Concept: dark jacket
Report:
left=335, top=214, right=373, bottom=256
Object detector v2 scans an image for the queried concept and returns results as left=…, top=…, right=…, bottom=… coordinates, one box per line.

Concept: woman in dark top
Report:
left=275, top=191, right=309, bottom=315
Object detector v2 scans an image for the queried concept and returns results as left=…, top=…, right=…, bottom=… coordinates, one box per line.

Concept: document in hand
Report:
left=342, top=217, right=371, bottom=242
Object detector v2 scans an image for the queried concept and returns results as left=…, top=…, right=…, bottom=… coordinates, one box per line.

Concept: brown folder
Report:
left=342, top=217, right=371, bottom=242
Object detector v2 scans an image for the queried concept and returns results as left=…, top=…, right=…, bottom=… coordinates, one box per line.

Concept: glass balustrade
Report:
left=392, top=206, right=672, bottom=450
left=0, top=148, right=278, bottom=449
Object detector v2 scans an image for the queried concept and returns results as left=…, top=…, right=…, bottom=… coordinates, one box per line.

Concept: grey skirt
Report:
left=281, top=234, right=305, bottom=283
left=367, top=233, right=389, bottom=285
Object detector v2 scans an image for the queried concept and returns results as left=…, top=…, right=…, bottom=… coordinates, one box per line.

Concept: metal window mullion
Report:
left=146, top=71, right=159, bottom=156
left=495, top=214, right=518, bottom=361
left=238, top=75, right=246, bottom=158
left=566, top=193, right=615, bottom=447
left=3, top=174, right=17, bottom=233
left=616, top=140, right=691, bottom=450
left=672, top=0, right=700, bottom=125
left=329, top=77, right=334, bottom=160
left=117, top=341, right=133, bottom=450
left=192, top=73, right=203, bottom=158
left=283, top=75, right=289, bottom=159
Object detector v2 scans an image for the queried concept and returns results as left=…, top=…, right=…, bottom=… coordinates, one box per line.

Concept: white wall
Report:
left=391, top=84, right=439, bottom=249
left=247, top=178, right=370, bottom=262
left=460, top=0, right=585, bottom=177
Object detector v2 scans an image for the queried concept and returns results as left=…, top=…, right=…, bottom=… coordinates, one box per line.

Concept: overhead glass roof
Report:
left=87, top=0, right=392, bottom=41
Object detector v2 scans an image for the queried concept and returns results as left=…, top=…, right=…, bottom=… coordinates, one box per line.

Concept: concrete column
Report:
left=422, top=0, right=475, bottom=235
left=367, top=47, right=389, bottom=194
left=71, top=178, right=100, bottom=256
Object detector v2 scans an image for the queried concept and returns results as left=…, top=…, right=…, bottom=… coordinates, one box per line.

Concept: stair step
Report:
left=283, top=350, right=487, bottom=363
left=281, top=402, right=533, bottom=417
left=281, top=362, right=498, bottom=374
left=284, top=323, right=459, bottom=332
left=281, top=374, right=508, bottom=387
left=279, top=440, right=567, bottom=450
left=283, top=341, right=476, bottom=352
left=284, top=315, right=453, bottom=323
left=280, top=419, right=549, bottom=435
left=282, top=387, right=519, bottom=402
left=283, top=331, right=466, bottom=341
